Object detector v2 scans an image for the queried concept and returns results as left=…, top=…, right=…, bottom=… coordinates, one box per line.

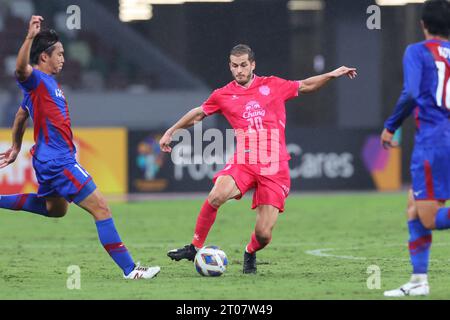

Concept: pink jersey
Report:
left=201, top=75, right=300, bottom=164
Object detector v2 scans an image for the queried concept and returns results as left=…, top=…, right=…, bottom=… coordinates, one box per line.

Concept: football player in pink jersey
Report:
left=160, top=44, right=356, bottom=273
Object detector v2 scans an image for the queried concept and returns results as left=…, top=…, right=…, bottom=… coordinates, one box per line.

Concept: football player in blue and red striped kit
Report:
left=382, top=0, right=450, bottom=297
left=0, top=16, right=160, bottom=280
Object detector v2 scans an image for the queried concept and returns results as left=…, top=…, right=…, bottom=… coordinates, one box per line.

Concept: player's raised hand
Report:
left=27, top=15, right=44, bottom=39
left=329, top=66, right=357, bottom=79
left=380, top=128, right=399, bottom=150
left=0, top=147, right=19, bottom=169
left=159, top=132, right=173, bottom=153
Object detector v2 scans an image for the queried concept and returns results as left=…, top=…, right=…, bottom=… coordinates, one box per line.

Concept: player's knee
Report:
left=207, top=191, right=227, bottom=208
left=407, top=204, right=418, bottom=220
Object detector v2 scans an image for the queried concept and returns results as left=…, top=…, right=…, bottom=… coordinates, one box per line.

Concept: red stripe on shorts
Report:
left=424, top=160, right=435, bottom=199
left=63, top=169, right=82, bottom=191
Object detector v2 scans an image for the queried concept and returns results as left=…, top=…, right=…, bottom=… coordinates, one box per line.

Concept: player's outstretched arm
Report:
left=299, top=66, right=357, bottom=94
left=16, top=15, right=43, bottom=82
left=159, top=106, right=207, bottom=153
left=0, top=108, right=29, bottom=169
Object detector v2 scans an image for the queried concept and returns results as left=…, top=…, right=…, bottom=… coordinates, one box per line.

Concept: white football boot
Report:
left=384, top=274, right=429, bottom=297
left=124, top=262, right=160, bottom=280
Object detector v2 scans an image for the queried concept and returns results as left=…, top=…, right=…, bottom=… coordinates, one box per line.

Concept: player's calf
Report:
left=78, top=189, right=112, bottom=221
left=255, top=231, right=272, bottom=248
left=77, top=188, right=150, bottom=277
left=45, top=197, right=68, bottom=218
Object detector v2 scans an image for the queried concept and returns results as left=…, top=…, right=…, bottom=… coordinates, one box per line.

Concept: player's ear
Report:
left=39, top=52, right=47, bottom=64
left=251, top=60, right=256, bottom=72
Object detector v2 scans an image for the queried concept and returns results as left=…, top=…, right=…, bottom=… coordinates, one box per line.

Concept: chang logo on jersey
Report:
left=55, top=88, right=65, bottom=100
left=243, top=101, right=266, bottom=119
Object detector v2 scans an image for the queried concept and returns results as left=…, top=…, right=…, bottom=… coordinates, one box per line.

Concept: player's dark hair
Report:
left=421, top=0, right=450, bottom=38
left=30, top=29, right=60, bottom=65
left=230, top=44, right=255, bottom=62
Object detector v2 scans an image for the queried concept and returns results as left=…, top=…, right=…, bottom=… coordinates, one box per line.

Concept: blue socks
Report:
left=407, top=208, right=450, bottom=276
left=0, top=194, right=48, bottom=216
left=435, top=208, right=450, bottom=230
left=95, top=217, right=135, bottom=276
left=408, top=219, right=432, bottom=274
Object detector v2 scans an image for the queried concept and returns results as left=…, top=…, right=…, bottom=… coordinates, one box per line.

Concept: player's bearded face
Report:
left=229, top=54, right=255, bottom=85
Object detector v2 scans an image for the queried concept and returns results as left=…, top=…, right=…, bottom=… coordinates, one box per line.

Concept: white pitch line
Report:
left=304, top=244, right=450, bottom=262
left=305, top=248, right=368, bottom=261
left=2, top=242, right=450, bottom=263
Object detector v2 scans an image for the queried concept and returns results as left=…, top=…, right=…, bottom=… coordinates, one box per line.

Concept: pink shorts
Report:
left=213, top=161, right=291, bottom=212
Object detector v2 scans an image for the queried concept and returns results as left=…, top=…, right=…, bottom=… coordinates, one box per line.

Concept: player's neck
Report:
left=35, top=64, right=53, bottom=76
left=240, top=74, right=255, bottom=88
left=425, top=34, right=448, bottom=42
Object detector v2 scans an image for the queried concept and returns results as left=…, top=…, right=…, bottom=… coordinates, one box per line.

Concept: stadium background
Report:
left=1, top=0, right=446, bottom=301
left=0, top=0, right=425, bottom=197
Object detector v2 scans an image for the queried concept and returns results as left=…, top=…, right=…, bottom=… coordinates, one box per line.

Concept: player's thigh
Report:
left=416, top=200, right=445, bottom=229
left=209, top=175, right=242, bottom=204
left=44, top=196, right=69, bottom=217
left=255, top=205, right=279, bottom=237
left=77, top=189, right=111, bottom=220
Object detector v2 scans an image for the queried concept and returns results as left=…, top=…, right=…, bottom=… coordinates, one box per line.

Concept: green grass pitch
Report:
left=1, top=192, right=449, bottom=300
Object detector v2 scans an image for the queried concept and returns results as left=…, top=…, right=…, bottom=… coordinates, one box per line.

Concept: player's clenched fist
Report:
left=380, top=128, right=399, bottom=150
left=27, top=15, right=44, bottom=39
left=159, top=132, right=173, bottom=153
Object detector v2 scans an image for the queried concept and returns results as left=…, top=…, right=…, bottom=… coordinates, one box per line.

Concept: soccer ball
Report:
left=194, top=246, right=228, bottom=277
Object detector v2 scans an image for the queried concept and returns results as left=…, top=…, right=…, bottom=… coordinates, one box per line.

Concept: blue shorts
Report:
left=32, top=157, right=97, bottom=204
left=410, top=145, right=450, bottom=201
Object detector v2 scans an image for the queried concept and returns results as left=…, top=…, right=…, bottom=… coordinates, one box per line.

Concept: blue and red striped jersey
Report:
left=384, top=39, right=450, bottom=146
left=16, top=68, right=76, bottom=161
